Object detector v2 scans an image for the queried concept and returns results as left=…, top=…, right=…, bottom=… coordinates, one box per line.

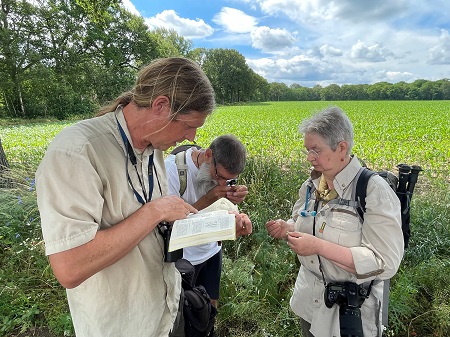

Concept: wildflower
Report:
left=18, top=196, right=23, bottom=204
left=29, top=179, right=36, bottom=191
left=16, top=233, right=21, bottom=238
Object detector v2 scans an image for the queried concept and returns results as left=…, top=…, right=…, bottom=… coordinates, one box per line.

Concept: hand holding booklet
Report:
left=168, top=198, right=238, bottom=252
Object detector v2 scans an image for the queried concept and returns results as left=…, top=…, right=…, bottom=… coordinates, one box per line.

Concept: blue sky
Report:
left=123, top=0, right=450, bottom=87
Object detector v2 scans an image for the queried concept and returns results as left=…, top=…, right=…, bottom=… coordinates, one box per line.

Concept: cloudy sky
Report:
left=122, top=0, right=450, bottom=87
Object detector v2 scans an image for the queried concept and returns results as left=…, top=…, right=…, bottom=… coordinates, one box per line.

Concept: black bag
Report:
left=175, top=259, right=217, bottom=337
left=355, top=164, right=422, bottom=249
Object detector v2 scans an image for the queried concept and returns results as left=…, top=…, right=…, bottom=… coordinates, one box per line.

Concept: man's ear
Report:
left=204, top=148, right=213, bottom=161
left=152, top=95, right=170, bottom=115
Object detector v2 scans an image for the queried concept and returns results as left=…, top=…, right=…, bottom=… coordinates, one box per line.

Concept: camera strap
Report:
left=312, top=200, right=327, bottom=287
left=116, top=117, right=163, bottom=205
left=312, top=199, right=374, bottom=298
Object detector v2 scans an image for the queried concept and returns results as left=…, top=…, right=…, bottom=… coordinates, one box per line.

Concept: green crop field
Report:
left=3, top=101, right=449, bottom=179
left=1, top=101, right=449, bottom=337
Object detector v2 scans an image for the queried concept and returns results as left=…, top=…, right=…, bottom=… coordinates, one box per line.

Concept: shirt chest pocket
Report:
left=322, top=209, right=362, bottom=247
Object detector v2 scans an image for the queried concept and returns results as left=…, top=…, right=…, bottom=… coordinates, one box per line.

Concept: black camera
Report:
left=324, top=282, right=368, bottom=337
left=226, top=178, right=237, bottom=186
left=157, top=222, right=183, bottom=263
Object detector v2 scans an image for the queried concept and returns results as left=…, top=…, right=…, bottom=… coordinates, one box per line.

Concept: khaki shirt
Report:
left=36, top=109, right=181, bottom=337
left=289, top=156, right=404, bottom=337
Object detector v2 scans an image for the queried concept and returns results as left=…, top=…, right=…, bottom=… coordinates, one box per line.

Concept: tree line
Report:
left=1, top=0, right=449, bottom=120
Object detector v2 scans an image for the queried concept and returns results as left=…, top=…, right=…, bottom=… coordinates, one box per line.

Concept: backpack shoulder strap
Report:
left=354, top=167, right=377, bottom=222
left=170, top=144, right=201, bottom=155
left=171, top=144, right=202, bottom=196
left=175, top=151, right=188, bottom=196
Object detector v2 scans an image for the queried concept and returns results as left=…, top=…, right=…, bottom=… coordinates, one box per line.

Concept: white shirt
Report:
left=165, top=147, right=221, bottom=265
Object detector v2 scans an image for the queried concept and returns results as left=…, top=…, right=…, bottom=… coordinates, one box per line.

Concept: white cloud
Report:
left=145, top=10, right=214, bottom=39
left=212, top=7, right=258, bottom=34
left=247, top=54, right=336, bottom=83
left=428, top=29, right=450, bottom=65
left=375, top=70, right=418, bottom=83
left=330, top=0, right=410, bottom=23
left=350, top=40, right=394, bottom=62
left=254, top=0, right=409, bottom=24
left=121, top=0, right=140, bottom=16
left=319, top=44, right=343, bottom=57
left=251, top=26, right=296, bottom=52
left=125, top=0, right=450, bottom=85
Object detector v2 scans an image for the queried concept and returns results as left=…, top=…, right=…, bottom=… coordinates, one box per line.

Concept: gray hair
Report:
left=209, top=134, right=246, bottom=175
left=298, top=106, right=354, bottom=155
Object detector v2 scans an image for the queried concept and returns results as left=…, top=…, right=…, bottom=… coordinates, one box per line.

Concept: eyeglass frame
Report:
left=301, top=148, right=321, bottom=160
left=212, top=154, right=238, bottom=182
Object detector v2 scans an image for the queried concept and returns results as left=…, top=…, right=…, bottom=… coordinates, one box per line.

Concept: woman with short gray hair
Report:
left=266, top=106, right=404, bottom=336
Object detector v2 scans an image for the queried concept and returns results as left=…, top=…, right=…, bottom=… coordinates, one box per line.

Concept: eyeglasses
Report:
left=301, top=148, right=320, bottom=160
left=212, top=154, right=237, bottom=183
left=212, top=155, right=230, bottom=181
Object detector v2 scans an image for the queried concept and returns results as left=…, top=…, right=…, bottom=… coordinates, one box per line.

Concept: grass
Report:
left=1, top=101, right=449, bottom=337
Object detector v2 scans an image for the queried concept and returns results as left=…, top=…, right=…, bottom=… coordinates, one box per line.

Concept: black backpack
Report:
left=354, top=163, right=422, bottom=249
left=175, top=259, right=217, bottom=337
left=353, top=164, right=422, bottom=329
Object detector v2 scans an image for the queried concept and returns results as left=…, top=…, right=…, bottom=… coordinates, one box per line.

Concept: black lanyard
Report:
left=117, top=118, right=155, bottom=205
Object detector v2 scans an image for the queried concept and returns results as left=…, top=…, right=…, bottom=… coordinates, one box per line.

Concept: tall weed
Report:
left=0, top=167, right=73, bottom=337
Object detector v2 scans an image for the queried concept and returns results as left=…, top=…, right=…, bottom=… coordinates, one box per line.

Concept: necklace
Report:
left=196, top=150, right=201, bottom=168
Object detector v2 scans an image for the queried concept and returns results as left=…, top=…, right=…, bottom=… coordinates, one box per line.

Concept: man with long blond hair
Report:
left=36, top=57, right=251, bottom=336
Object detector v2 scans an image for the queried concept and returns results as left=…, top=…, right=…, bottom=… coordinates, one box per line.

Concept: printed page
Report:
left=168, top=198, right=238, bottom=251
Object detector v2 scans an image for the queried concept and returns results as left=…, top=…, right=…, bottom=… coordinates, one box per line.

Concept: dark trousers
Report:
left=300, top=318, right=315, bottom=337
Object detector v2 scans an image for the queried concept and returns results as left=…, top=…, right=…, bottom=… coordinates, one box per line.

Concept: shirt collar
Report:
left=309, top=155, right=363, bottom=197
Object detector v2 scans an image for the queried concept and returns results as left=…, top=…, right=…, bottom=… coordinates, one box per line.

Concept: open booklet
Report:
left=168, top=198, right=238, bottom=252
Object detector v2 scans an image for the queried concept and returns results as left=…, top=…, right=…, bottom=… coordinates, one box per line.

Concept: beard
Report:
left=194, top=162, right=218, bottom=196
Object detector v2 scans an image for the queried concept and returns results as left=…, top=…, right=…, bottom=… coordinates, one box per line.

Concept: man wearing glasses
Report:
left=165, top=134, right=250, bottom=309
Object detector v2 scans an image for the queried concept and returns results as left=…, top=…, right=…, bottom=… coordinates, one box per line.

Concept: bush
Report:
left=0, top=167, right=73, bottom=337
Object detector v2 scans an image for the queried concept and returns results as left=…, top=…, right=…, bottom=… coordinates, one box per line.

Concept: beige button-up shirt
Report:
left=289, top=156, right=404, bottom=337
left=36, top=109, right=181, bottom=337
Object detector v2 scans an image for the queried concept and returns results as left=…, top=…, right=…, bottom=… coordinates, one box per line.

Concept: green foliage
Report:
left=203, top=49, right=256, bottom=104
left=1, top=121, right=73, bottom=168
left=0, top=101, right=449, bottom=336
left=0, top=167, right=73, bottom=337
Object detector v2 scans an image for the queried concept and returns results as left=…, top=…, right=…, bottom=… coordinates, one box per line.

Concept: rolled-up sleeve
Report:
left=36, top=146, right=103, bottom=255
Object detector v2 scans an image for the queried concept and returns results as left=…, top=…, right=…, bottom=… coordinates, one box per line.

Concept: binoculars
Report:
left=158, top=222, right=183, bottom=263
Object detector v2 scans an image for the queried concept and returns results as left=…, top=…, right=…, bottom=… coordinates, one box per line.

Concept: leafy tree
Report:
left=75, top=0, right=120, bottom=24
left=203, top=48, right=253, bottom=104
left=187, top=47, right=208, bottom=66
left=269, top=82, right=289, bottom=101
left=320, top=84, right=341, bottom=101
left=0, top=0, right=48, bottom=117
left=152, top=27, right=193, bottom=57
left=437, top=79, right=450, bottom=99
left=249, top=72, right=270, bottom=102
left=421, top=81, right=441, bottom=100
left=367, top=82, right=391, bottom=100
